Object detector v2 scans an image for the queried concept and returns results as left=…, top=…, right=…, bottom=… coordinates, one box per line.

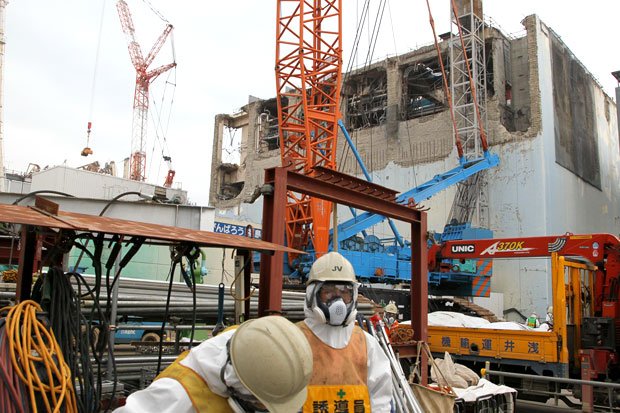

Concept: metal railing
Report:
left=483, top=364, right=620, bottom=412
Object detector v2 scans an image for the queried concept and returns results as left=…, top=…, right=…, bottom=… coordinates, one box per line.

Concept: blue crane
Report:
left=287, top=120, right=498, bottom=286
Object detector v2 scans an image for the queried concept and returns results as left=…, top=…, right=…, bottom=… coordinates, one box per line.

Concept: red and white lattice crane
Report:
left=116, top=0, right=176, bottom=182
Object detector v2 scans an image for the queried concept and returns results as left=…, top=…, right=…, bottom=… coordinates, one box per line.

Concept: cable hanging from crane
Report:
left=339, top=0, right=388, bottom=177
left=82, top=0, right=108, bottom=157
left=147, top=66, right=177, bottom=188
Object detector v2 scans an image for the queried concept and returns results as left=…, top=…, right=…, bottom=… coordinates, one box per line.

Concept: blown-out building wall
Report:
left=210, top=15, right=619, bottom=318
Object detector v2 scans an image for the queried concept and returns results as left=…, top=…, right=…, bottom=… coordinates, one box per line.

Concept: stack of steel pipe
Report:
left=0, top=275, right=378, bottom=322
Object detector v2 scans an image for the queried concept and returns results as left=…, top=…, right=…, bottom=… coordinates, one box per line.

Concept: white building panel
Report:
left=30, top=166, right=187, bottom=204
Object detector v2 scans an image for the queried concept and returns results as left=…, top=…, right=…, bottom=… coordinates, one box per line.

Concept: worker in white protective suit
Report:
left=115, top=315, right=313, bottom=413
left=299, top=251, right=393, bottom=412
left=384, top=301, right=400, bottom=330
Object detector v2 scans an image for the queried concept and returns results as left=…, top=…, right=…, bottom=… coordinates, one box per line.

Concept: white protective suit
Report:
left=114, top=329, right=255, bottom=413
left=303, top=299, right=393, bottom=412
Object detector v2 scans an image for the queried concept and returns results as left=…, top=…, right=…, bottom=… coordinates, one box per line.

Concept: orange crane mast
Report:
left=116, top=0, right=176, bottom=183
left=275, top=0, right=342, bottom=259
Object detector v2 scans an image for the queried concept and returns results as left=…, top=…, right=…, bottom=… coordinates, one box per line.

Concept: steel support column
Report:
left=239, top=249, right=252, bottom=320
left=259, top=168, right=288, bottom=316
left=16, top=225, right=36, bottom=302
left=411, top=216, right=428, bottom=384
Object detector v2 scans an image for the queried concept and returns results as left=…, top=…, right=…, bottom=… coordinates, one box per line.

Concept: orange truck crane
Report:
left=427, top=233, right=620, bottom=407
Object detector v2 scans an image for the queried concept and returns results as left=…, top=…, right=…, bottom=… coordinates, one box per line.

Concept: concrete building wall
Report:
left=209, top=15, right=619, bottom=318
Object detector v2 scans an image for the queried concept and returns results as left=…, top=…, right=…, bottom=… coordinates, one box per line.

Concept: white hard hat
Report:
left=307, top=252, right=356, bottom=284
left=385, top=301, right=398, bottom=314
left=229, top=316, right=313, bottom=413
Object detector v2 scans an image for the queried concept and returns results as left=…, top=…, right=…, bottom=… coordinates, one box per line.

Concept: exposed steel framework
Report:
left=448, top=0, right=489, bottom=225
left=117, top=0, right=176, bottom=182
left=275, top=0, right=342, bottom=257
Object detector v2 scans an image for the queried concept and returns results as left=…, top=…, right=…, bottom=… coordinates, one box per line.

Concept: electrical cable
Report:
left=11, top=190, right=75, bottom=206
left=0, top=318, right=28, bottom=412
left=179, top=257, right=197, bottom=346
left=69, top=233, right=110, bottom=412
left=98, top=236, right=145, bottom=413
left=156, top=259, right=178, bottom=375
left=2, top=300, right=77, bottom=413
left=229, top=253, right=256, bottom=302
left=35, top=267, right=98, bottom=413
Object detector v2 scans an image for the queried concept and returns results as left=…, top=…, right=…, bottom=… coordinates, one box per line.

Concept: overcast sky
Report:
left=4, top=1, right=620, bottom=205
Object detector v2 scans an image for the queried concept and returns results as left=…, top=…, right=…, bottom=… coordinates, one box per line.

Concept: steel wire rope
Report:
left=339, top=0, right=386, bottom=172
left=140, top=0, right=169, bottom=24
left=343, top=0, right=371, bottom=85
left=148, top=66, right=177, bottom=185
left=84, top=0, right=108, bottom=153
left=338, top=0, right=371, bottom=174
left=385, top=0, right=398, bottom=58
left=424, top=0, right=464, bottom=157
left=363, top=0, right=387, bottom=71
left=338, top=0, right=390, bottom=241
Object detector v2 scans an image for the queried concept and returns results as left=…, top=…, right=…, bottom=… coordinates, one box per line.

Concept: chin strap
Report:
left=219, top=339, right=268, bottom=412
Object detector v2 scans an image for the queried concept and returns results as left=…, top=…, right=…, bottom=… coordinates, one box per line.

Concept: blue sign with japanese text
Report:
left=214, top=222, right=262, bottom=239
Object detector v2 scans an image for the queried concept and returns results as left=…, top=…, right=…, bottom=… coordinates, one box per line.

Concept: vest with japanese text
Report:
left=297, top=321, right=372, bottom=413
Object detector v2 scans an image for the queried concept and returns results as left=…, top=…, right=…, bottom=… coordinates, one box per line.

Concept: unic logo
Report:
left=451, top=244, right=475, bottom=253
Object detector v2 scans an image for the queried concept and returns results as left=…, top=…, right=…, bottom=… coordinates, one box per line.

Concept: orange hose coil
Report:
left=3, top=300, right=77, bottom=413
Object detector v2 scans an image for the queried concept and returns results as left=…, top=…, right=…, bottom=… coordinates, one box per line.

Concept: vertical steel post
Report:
left=259, top=168, right=287, bottom=316
left=16, top=225, right=36, bottom=302
left=238, top=249, right=252, bottom=321
left=411, top=212, right=428, bottom=384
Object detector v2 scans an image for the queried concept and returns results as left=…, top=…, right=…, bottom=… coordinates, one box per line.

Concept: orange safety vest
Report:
left=297, top=321, right=372, bottom=412
left=155, top=351, right=234, bottom=412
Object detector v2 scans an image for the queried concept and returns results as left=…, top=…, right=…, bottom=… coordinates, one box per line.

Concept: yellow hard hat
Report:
left=307, top=251, right=356, bottom=284
left=230, top=316, right=313, bottom=413
left=384, top=301, right=398, bottom=314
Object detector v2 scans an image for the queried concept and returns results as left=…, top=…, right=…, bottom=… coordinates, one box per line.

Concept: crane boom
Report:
left=431, top=233, right=620, bottom=316
left=275, top=0, right=342, bottom=257
left=434, top=233, right=620, bottom=262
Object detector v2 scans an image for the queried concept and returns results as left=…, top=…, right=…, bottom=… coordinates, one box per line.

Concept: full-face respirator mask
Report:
left=306, top=281, right=358, bottom=326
